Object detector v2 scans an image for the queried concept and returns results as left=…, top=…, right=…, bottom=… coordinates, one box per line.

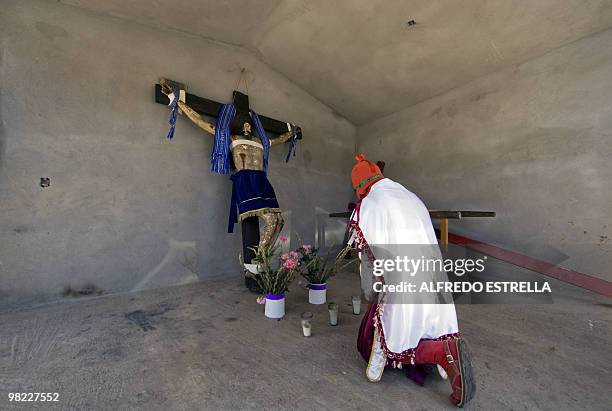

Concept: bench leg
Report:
left=439, top=218, right=449, bottom=251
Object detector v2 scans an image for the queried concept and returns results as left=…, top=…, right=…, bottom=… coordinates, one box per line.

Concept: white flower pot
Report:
left=309, top=283, right=327, bottom=305
left=264, top=294, right=285, bottom=319
left=244, top=263, right=263, bottom=274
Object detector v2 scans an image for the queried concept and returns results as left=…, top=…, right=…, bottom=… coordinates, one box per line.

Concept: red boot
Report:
left=414, top=338, right=476, bottom=407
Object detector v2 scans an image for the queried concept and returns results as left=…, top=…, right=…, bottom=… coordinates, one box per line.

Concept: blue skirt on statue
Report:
left=228, top=170, right=280, bottom=233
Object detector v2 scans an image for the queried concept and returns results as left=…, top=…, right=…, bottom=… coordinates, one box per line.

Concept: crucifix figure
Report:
left=156, top=78, right=302, bottom=291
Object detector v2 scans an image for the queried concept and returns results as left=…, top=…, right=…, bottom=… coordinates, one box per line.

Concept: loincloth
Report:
left=228, top=170, right=280, bottom=233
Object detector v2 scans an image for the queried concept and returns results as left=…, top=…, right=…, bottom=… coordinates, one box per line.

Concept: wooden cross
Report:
left=154, top=82, right=302, bottom=267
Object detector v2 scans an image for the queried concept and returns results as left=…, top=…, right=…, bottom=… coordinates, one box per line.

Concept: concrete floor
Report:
left=0, top=268, right=610, bottom=410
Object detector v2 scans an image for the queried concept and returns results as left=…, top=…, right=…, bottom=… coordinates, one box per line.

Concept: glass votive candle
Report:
left=301, top=311, right=313, bottom=337
left=351, top=295, right=361, bottom=315
left=328, top=302, right=338, bottom=326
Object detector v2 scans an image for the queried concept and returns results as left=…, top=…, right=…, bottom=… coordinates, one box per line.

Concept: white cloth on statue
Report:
left=352, top=178, right=459, bottom=356
left=166, top=90, right=186, bottom=105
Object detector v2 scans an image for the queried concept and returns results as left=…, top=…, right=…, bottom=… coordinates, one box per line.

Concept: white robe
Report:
left=351, top=178, right=458, bottom=358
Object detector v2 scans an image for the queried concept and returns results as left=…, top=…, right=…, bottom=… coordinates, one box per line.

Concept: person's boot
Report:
left=413, top=338, right=476, bottom=407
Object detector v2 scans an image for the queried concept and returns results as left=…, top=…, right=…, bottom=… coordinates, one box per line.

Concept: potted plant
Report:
left=251, top=240, right=300, bottom=319
left=296, top=244, right=353, bottom=305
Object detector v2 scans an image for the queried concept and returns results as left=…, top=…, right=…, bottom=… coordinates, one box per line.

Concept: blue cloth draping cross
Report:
left=210, top=104, right=271, bottom=175
left=166, top=86, right=180, bottom=140
left=285, top=124, right=298, bottom=163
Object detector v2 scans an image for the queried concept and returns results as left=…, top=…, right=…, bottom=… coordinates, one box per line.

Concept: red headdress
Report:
left=351, top=153, right=384, bottom=199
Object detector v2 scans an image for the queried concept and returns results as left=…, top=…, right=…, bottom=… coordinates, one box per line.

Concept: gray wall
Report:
left=0, top=0, right=356, bottom=308
left=358, top=29, right=612, bottom=281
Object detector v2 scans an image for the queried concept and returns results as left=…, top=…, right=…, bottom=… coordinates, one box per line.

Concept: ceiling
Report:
left=61, top=0, right=612, bottom=125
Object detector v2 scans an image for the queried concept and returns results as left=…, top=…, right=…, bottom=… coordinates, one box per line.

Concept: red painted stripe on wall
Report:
left=447, top=232, right=612, bottom=298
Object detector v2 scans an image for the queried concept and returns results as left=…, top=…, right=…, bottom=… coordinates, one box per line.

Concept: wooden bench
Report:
left=329, top=210, right=496, bottom=246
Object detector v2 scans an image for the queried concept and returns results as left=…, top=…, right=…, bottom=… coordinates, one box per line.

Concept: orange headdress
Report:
left=351, top=153, right=384, bottom=199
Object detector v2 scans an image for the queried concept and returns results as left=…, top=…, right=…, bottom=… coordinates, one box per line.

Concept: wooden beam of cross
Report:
left=154, top=84, right=303, bottom=138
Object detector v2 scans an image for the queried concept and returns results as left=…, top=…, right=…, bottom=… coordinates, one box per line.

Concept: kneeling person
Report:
left=349, top=154, right=475, bottom=407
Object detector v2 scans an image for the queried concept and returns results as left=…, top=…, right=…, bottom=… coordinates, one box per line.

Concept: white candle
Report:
left=352, top=296, right=361, bottom=315
left=328, top=302, right=338, bottom=326
left=301, top=311, right=313, bottom=337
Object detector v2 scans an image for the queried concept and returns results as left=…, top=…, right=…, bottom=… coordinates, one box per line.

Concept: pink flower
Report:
left=256, top=296, right=266, bottom=305
left=289, top=251, right=299, bottom=259
left=280, top=252, right=290, bottom=261
left=279, top=235, right=288, bottom=243
left=301, top=245, right=313, bottom=254
left=282, top=258, right=298, bottom=270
